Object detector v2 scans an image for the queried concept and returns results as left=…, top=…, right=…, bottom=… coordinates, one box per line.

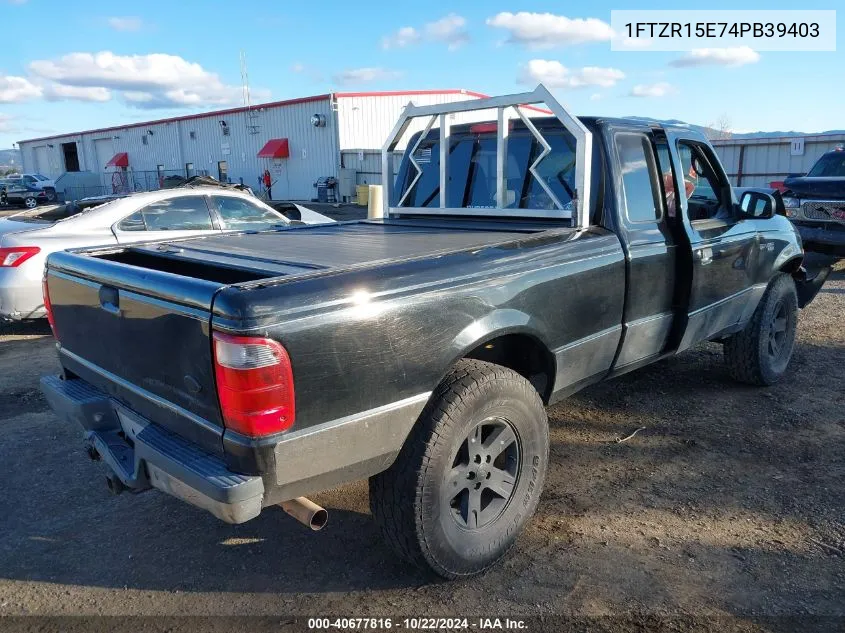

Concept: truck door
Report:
left=663, top=133, right=761, bottom=350
left=609, top=129, right=678, bottom=371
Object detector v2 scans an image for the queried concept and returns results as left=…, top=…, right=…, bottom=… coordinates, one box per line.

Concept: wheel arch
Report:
left=441, top=310, right=556, bottom=404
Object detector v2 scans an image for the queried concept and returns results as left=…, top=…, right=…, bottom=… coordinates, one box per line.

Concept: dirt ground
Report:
left=0, top=266, right=842, bottom=632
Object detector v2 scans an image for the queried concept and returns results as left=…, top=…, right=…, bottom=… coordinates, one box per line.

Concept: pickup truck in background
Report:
left=41, top=87, right=830, bottom=579
left=781, top=146, right=845, bottom=257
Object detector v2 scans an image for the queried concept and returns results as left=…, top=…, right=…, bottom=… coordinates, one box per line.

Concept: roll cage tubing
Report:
left=381, top=84, right=593, bottom=228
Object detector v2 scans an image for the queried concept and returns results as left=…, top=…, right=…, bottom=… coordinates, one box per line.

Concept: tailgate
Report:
left=45, top=250, right=226, bottom=455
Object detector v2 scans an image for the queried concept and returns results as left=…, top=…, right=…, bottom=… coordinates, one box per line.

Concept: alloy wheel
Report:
left=445, top=417, right=520, bottom=530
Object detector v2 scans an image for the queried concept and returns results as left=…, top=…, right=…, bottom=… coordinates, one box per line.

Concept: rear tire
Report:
left=724, top=274, right=798, bottom=386
left=24, top=196, right=37, bottom=209
left=369, top=359, right=549, bottom=579
left=44, top=188, right=57, bottom=202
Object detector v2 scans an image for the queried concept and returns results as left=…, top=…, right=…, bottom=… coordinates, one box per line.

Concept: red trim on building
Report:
left=334, top=89, right=489, bottom=99
left=105, top=152, right=129, bottom=168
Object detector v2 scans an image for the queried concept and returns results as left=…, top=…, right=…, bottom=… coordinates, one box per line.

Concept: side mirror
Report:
left=739, top=190, right=777, bottom=220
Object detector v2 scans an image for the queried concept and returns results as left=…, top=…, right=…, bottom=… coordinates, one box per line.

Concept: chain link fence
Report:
left=60, top=169, right=211, bottom=202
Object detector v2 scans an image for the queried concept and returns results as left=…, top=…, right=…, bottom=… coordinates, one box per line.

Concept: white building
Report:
left=17, top=89, right=486, bottom=201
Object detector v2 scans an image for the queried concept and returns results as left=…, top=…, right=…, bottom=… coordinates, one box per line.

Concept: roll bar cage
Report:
left=381, top=84, right=592, bottom=229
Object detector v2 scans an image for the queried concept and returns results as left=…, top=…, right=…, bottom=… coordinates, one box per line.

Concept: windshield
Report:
left=396, top=126, right=577, bottom=217
left=807, top=152, right=845, bottom=177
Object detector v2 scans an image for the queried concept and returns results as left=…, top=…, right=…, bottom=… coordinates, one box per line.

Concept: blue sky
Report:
left=0, top=0, right=841, bottom=148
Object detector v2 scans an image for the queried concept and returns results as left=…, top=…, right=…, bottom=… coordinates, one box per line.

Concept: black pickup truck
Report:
left=41, top=88, right=829, bottom=579
left=781, top=146, right=845, bottom=256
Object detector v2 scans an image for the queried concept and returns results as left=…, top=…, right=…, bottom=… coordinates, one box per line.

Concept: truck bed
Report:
left=95, top=220, right=553, bottom=282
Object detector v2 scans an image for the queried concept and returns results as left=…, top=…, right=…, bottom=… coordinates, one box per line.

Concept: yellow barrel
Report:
left=356, top=185, right=369, bottom=206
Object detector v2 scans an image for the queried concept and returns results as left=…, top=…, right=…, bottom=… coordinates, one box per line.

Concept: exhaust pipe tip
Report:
left=280, top=497, right=328, bottom=531
left=310, top=507, right=328, bottom=531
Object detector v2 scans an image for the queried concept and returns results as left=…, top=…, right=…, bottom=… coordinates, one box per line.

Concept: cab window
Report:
left=397, top=128, right=577, bottom=216
left=615, top=133, right=663, bottom=223
left=676, top=141, right=731, bottom=222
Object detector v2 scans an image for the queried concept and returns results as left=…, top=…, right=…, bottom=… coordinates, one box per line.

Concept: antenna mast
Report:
left=240, top=51, right=261, bottom=134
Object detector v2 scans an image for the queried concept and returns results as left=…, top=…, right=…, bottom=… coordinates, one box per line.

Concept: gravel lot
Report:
left=0, top=264, right=842, bottom=631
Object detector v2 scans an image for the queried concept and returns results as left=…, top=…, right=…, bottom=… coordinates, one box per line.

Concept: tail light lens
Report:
left=0, top=246, right=40, bottom=267
left=42, top=276, right=57, bottom=338
left=212, top=331, right=295, bottom=437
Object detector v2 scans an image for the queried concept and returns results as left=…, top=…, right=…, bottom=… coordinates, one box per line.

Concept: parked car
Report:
left=0, top=187, right=333, bottom=320
left=781, top=146, right=845, bottom=257
left=3, top=173, right=57, bottom=201
left=40, top=87, right=829, bottom=579
left=0, top=182, right=49, bottom=209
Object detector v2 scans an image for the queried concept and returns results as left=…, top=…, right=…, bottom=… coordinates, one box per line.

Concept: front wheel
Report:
left=370, top=359, right=549, bottom=578
left=724, top=274, right=798, bottom=385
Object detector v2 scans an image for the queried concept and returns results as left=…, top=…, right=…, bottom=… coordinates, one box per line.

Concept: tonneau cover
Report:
left=127, top=221, right=546, bottom=278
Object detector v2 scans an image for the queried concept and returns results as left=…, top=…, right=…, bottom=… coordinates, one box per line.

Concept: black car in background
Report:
left=782, top=147, right=845, bottom=257
left=0, top=182, right=49, bottom=209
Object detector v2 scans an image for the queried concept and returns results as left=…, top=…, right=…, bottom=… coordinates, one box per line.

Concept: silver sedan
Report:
left=0, top=187, right=334, bottom=320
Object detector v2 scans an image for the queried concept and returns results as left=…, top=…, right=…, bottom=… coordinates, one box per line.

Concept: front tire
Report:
left=724, top=274, right=798, bottom=385
left=369, top=359, right=549, bottom=578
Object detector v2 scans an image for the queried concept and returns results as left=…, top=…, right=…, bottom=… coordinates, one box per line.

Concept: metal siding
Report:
left=713, top=134, right=845, bottom=186
left=17, top=97, right=337, bottom=201
left=337, top=92, right=482, bottom=151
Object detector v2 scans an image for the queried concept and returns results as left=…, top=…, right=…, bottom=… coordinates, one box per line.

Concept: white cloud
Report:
left=43, top=83, right=111, bottom=102
left=28, top=52, right=262, bottom=109
left=520, top=60, right=625, bottom=89
left=486, top=12, right=613, bottom=49
left=589, top=93, right=603, bottom=101
left=630, top=82, right=676, bottom=98
left=107, top=16, right=143, bottom=32
left=382, top=26, right=420, bottom=50
left=333, top=67, right=403, bottom=86
left=670, top=47, right=760, bottom=68
left=424, top=14, right=470, bottom=50
left=0, top=75, right=42, bottom=103
left=383, top=14, right=469, bottom=51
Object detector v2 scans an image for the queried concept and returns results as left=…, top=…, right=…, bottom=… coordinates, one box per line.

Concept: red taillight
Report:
left=212, top=331, right=295, bottom=438
left=0, top=246, right=40, bottom=267
left=42, top=276, right=57, bottom=338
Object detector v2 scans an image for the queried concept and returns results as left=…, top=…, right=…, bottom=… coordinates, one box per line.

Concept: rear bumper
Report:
left=40, top=374, right=264, bottom=524
left=41, top=371, right=431, bottom=523
left=0, top=278, right=46, bottom=320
